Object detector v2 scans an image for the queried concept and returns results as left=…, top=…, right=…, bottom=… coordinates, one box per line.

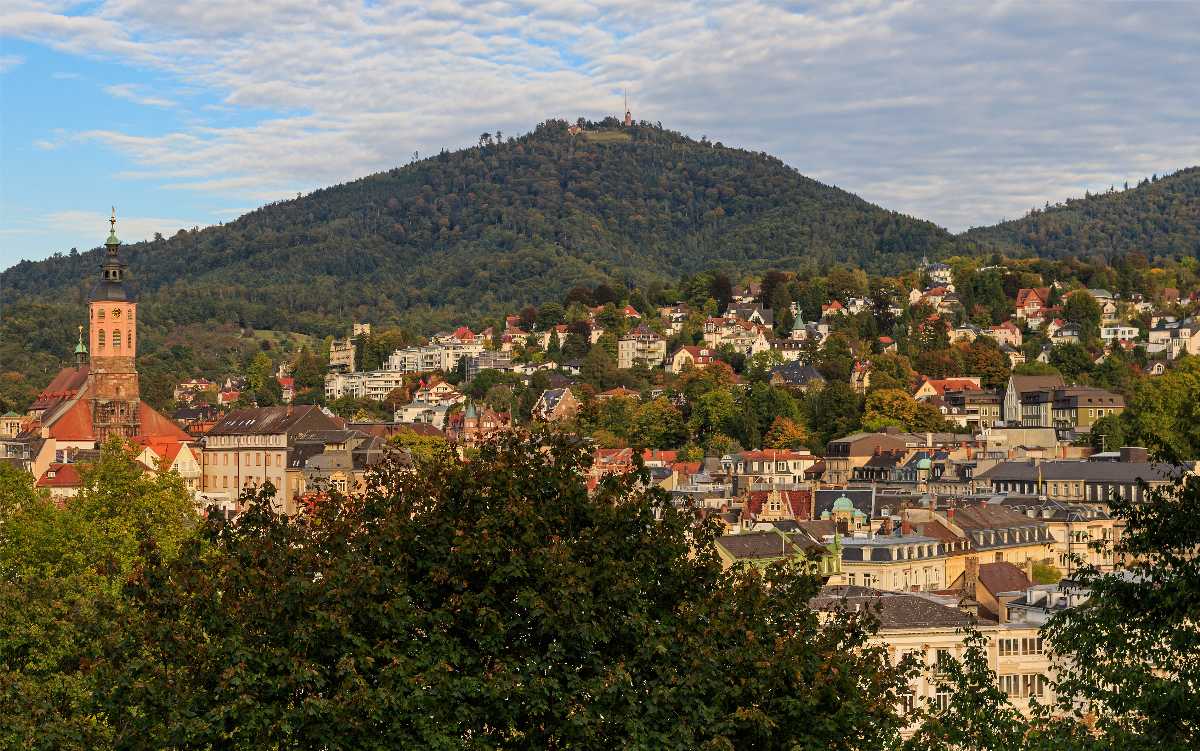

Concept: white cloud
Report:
left=0, top=209, right=203, bottom=263
left=104, top=82, right=177, bottom=108
left=2, top=0, right=1199, bottom=232
left=0, top=53, right=23, bottom=72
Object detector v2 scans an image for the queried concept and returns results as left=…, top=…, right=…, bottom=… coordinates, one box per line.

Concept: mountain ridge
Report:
left=2, top=119, right=955, bottom=337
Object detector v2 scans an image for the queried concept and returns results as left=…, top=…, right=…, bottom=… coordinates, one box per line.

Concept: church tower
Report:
left=623, top=89, right=632, bottom=127
left=88, top=209, right=140, bottom=441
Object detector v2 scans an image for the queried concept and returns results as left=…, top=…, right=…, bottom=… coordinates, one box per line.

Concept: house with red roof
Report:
left=35, top=462, right=84, bottom=501
left=1015, top=287, right=1051, bottom=320
left=913, top=377, right=983, bottom=401
left=669, top=345, right=721, bottom=374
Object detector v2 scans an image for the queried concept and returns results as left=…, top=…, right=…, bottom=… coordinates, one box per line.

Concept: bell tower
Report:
left=88, top=208, right=140, bottom=442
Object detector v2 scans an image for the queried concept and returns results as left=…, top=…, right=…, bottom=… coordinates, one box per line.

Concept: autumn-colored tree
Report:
left=763, top=416, right=808, bottom=450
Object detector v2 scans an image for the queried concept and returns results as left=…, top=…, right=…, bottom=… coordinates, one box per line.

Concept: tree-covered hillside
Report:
left=960, top=167, right=1200, bottom=260
left=2, top=119, right=952, bottom=339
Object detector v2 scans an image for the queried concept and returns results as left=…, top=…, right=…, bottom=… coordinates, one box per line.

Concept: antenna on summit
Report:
left=623, top=88, right=632, bottom=127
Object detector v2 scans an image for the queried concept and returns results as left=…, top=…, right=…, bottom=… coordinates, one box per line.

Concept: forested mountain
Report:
left=960, top=167, right=1200, bottom=260
left=2, top=119, right=952, bottom=338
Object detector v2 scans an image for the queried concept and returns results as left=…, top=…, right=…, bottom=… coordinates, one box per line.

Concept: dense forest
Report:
left=961, top=167, right=1200, bottom=260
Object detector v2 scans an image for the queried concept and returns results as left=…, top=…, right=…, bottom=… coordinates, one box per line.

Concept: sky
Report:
left=2, top=1, right=1199, bottom=268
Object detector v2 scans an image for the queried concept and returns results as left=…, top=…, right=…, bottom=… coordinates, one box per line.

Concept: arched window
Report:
left=97, top=330, right=106, bottom=349
left=112, top=329, right=122, bottom=350
left=97, top=308, right=105, bottom=320
left=127, top=329, right=133, bottom=349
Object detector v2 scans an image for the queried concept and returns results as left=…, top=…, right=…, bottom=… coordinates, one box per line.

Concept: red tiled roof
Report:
left=46, top=399, right=94, bottom=441
left=641, top=449, right=678, bottom=463
left=36, top=462, right=83, bottom=488
left=138, top=402, right=191, bottom=441
left=30, top=366, right=90, bottom=411
left=738, top=449, right=814, bottom=461
left=745, top=489, right=813, bottom=520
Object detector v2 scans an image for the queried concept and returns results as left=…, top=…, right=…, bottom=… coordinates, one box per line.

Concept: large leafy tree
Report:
left=98, top=434, right=913, bottom=749
left=0, top=440, right=197, bottom=750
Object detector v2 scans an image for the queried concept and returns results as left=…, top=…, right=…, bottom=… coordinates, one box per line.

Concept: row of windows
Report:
left=96, top=329, right=133, bottom=350
left=847, top=568, right=941, bottom=589
left=209, top=451, right=283, bottom=467
left=999, top=637, right=1044, bottom=656
left=998, top=673, right=1047, bottom=698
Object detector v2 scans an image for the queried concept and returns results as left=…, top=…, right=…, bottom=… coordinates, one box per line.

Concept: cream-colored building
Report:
left=617, top=325, right=667, bottom=369
left=813, top=587, right=1055, bottom=733
left=201, top=405, right=341, bottom=513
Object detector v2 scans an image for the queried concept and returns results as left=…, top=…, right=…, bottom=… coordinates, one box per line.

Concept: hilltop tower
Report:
left=88, top=208, right=140, bottom=441
left=623, top=89, right=632, bottom=127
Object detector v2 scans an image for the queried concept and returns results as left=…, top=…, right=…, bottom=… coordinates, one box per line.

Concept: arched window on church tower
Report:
left=112, top=329, right=122, bottom=350
left=127, top=329, right=132, bottom=349
left=97, top=330, right=105, bottom=350
left=97, top=308, right=105, bottom=320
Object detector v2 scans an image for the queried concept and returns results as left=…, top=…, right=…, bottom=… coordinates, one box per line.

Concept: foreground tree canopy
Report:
left=5, top=434, right=1200, bottom=749
left=3, top=436, right=910, bottom=750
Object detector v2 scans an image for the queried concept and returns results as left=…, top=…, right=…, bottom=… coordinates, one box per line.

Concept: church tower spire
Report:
left=623, top=89, right=632, bottom=127
left=88, top=208, right=140, bottom=442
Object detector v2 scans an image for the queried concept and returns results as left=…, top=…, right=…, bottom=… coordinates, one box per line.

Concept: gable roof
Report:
left=744, top=489, right=813, bottom=520
left=208, top=405, right=339, bottom=436
left=810, top=586, right=973, bottom=629
left=977, top=561, right=1032, bottom=596
left=716, top=531, right=800, bottom=560
left=36, top=462, right=83, bottom=488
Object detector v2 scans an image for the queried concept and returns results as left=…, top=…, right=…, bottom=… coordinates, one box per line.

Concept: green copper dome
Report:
left=74, top=339, right=88, bottom=355
left=916, top=457, right=932, bottom=470
left=832, top=494, right=854, bottom=512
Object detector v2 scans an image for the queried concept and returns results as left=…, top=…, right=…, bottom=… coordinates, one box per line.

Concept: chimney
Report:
left=964, top=556, right=980, bottom=599
left=1023, top=557, right=1035, bottom=583
left=947, top=506, right=955, bottom=524
left=882, top=517, right=893, bottom=535
left=900, top=516, right=913, bottom=536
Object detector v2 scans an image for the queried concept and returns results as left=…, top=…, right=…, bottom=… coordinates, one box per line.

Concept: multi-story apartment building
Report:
left=975, top=447, right=1182, bottom=506
left=811, top=587, right=1055, bottom=732
left=324, top=369, right=408, bottom=401
left=823, top=432, right=909, bottom=485
left=617, top=325, right=667, bottom=369
left=200, top=405, right=341, bottom=513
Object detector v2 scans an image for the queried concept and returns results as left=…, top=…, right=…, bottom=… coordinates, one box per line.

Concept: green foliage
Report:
left=0, top=440, right=197, bottom=749
left=1041, top=458, right=1200, bottom=749
left=387, top=428, right=451, bottom=465
left=1062, top=291, right=1102, bottom=344
left=95, top=434, right=913, bottom=749
left=803, top=382, right=864, bottom=450
left=1117, top=356, right=1200, bottom=459
left=1031, top=561, right=1062, bottom=584
left=1013, top=361, right=1062, bottom=377
left=630, top=397, right=688, bottom=449
left=863, top=389, right=948, bottom=433
left=961, top=167, right=1200, bottom=261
